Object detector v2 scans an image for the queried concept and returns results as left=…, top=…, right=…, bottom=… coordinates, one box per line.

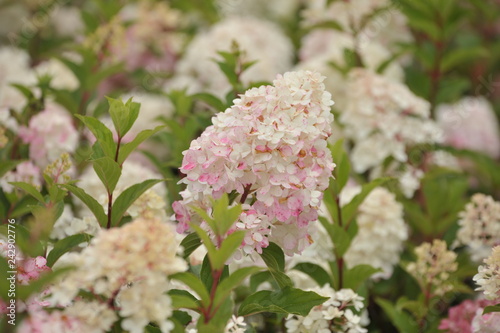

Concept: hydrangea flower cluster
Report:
left=341, top=186, right=408, bottom=278
left=341, top=68, right=443, bottom=173
left=301, top=0, right=412, bottom=48
left=454, top=193, right=500, bottom=262
left=439, top=298, right=500, bottom=333
left=175, top=17, right=293, bottom=98
left=474, top=245, right=500, bottom=301
left=285, top=286, right=367, bottom=333
left=436, top=97, right=500, bottom=159
left=406, top=240, right=458, bottom=297
left=113, top=0, right=184, bottom=73
left=173, top=70, right=335, bottom=255
left=18, top=103, right=79, bottom=168
left=18, top=300, right=118, bottom=333
left=297, top=30, right=403, bottom=111
left=0, top=47, right=36, bottom=111
left=49, top=217, right=187, bottom=333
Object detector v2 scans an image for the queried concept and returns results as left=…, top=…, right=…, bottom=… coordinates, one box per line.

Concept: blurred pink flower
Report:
left=18, top=103, right=78, bottom=168
left=436, top=97, right=500, bottom=159
left=439, top=298, right=500, bottom=333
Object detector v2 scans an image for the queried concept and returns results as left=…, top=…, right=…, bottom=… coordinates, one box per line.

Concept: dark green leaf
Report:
left=46, top=234, right=93, bottom=267
left=343, top=264, right=381, bottom=290
left=376, top=298, right=419, bottom=333
left=238, top=287, right=328, bottom=317
left=180, top=233, right=202, bottom=259
left=293, top=262, right=332, bottom=287
left=483, top=304, right=500, bottom=315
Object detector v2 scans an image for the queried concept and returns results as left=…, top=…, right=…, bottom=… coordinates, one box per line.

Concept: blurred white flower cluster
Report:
left=286, top=286, right=367, bottom=333
left=407, top=240, right=458, bottom=297
left=455, top=193, right=500, bottom=262
left=342, top=186, right=408, bottom=278
left=474, top=245, right=500, bottom=301
left=341, top=68, right=442, bottom=173
left=175, top=17, right=293, bottom=98
left=49, top=216, right=186, bottom=333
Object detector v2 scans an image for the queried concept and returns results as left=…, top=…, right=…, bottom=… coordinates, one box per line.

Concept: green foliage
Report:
left=117, top=125, right=166, bottom=164
left=238, top=287, right=329, bottom=317
left=92, top=157, right=122, bottom=193
left=75, top=115, right=116, bottom=159
left=376, top=297, right=419, bottom=333
left=9, top=182, right=45, bottom=203
left=61, top=184, right=108, bottom=227
left=46, top=234, right=93, bottom=267
left=111, top=179, right=164, bottom=226
left=180, top=232, right=202, bottom=259
left=292, top=263, right=332, bottom=287
left=106, top=97, right=140, bottom=138
left=259, top=243, right=293, bottom=289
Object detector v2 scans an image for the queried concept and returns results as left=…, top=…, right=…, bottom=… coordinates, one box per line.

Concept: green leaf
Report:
left=180, top=233, right=202, bottom=259
left=293, top=263, right=332, bottom=287
left=190, top=224, right=218, bottom=268
left=341, top=178, right=390, bottom=225
left=192, top=93, right=225, bottom=111
left=329, top=140, right=350, bottom=194
left=9, top=182, right=45, bottom=203
left=75, top=115, right=116, bottom=159
left=212, top=194, right=242, bottom=236
left=170, top=272, right=210, bottom=307
left=440, top=47, right=489, bottom=72
left=238, top=287, right=328, bottom=317
left=117, top=125, right=166, bottom=165
left=92, top=157, right=122, bottom=193
left=46, top=233, right=93, bottom=267
left=169, top=289, right=200, bottom=310
left=250, top=271, right=273, bottom=292
left=259, top=243, right=293, bottom=289
left=260, top=242, right=285, bottom=271
left=376, top=298, right=419, bottom=333
left=106, top=96, right=140, bottom=138
left=111, top=179, right=163, bottom=226
left=213, top=266, right=262, bottom=308
left=483, top=304, right=500, bottom=315
left=331, top=223, right=352, bottom=257
left=197, top=297, right=233, bottom=332
left=61, top=184, right=107, bottom=227
left=191, top=206, right=218, bottom=236
left=0, top=161, right=24, bottom=178
left=343, top=264, right=381, bottom=290
left=212, top=231, right=245, bottom=269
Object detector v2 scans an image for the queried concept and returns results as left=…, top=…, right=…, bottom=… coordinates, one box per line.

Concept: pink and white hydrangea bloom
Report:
left=0, top=161, right=41, bottom=193
left=439, top=298, right=500, bottom=333
left=173, top=70, right=335, bottom=256
left=436, top=97, right=500, bottom=159
left=18, top=103, right=79, bottom=168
